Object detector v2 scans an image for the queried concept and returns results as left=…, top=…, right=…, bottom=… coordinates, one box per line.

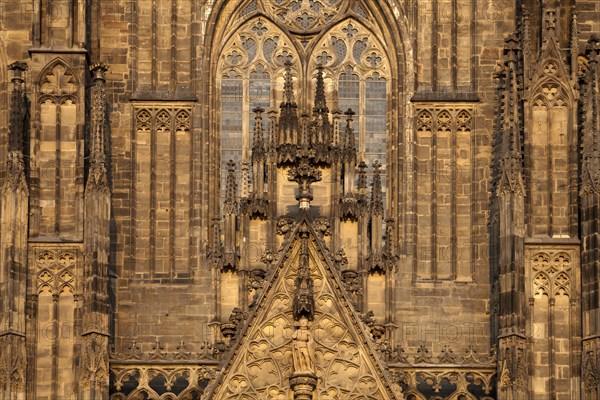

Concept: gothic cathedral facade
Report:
left=1, top=0, right=600, bottom=399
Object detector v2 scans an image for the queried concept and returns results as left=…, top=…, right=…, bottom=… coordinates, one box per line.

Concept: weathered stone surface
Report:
left=0, top=1, right=598, bottom=399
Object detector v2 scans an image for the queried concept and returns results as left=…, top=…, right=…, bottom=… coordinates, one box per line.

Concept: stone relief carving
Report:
left=80, top=333, right=109, bottom=390
left=0, top=334, right=25, bottom=393
left=109, top=365, right=216, bottom=400
left=263, top=0, right=345, bottom=31
left=531, top=251, right=572, bottom=298
left=39, top=61, right=78, bottom=99
left=35, top=249, right=78, bottom=294
left=291, top=317, right=315, bottom=374
left=207, top=234, right=401, bottom=399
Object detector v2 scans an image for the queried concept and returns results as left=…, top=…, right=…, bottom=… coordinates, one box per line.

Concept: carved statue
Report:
left=292, top=317, right=315, bottom=374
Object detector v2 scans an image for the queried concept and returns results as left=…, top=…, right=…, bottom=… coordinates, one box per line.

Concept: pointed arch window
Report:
left=311, top=19, right=391, bottom=210
left=221, top=70, right=243, bottom=194
left=218, top=18, right=299, bottom=200
left=249, top=65, right=270, bottom=134
left=217, top=14, right=391, bottom=211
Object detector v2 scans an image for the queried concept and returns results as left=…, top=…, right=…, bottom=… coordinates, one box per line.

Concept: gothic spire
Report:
left=5, top=62, right=28, bottom=191
left=283, top=60, right=295, bottom=105
left=520, top=6, right=533, bottom=82
left=224, top=160, right=238, bottom=214
left=207, top=217, right=224, bottom=270
left=581, top=35, right=600, bottom=195
left=311, top=64, right=332, bottom=164
left=570, top=8, right=579, bottom=82
left=7, top=62, right=27, bottom=154
left=342, top=108, right=357, bottom=164
left=313, top=64, right=328, bottom=113
left=293, top=225, right=314, bottom=321
left=371, top=161, right=383, bottom=216
left=87, top=62, right=110, bottom=191
left=240, top=160, right=250, bottom=199
left=357, top=161, right=368, bottom=192
left=252, top=106, right=265, bottom=162
left=497, top=33, right=524, bottom=195
left=277, top=62, right=299, bottom=164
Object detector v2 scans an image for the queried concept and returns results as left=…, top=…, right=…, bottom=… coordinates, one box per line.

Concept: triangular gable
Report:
left=526, top=21, right=577, bottom=102
left=205, top=215, right=403, bottom=399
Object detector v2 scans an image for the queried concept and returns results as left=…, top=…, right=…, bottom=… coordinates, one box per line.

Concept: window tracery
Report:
left=264, top=0, right=347, bottom=32
left=218, top=17, right=300, bottom=195
left=132, top=106, right=193, bottom=279
left=218, top=11, right=391, bottom=211
left=35, top=60, right=82, bottom=238
left=309, top=19, right=390, bottom=204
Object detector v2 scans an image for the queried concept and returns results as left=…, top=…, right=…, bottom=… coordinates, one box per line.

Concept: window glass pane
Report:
left=249, top=68, right=271, bottom=145
left=221, top=71, right=243, bottom=200
left=366, top=73, right=387, bottom=210
left=338, top=68, right=360, bottom=147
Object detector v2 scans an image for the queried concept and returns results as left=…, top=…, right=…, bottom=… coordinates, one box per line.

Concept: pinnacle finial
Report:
left=252, top=106, right=265, bottom=156
left=294, top=228, right=314, bottom=321
left=283, top=61, right=295, bottom=104
left=587, top=35, right=600, bottom=60
left=9, top=61, right=27, bottom=87
left=224, top=160, right=238, bottom=213
left=313, top=64, right=328, bottom=112
left=371, top=161, right=383, bottom=215
left=90, top=62, right=109, bottom=82
left=545, top=9, right=557, bottom=33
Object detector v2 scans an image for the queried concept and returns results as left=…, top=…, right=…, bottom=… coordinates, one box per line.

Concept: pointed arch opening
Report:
left=204, top=0, right=413, bottom=220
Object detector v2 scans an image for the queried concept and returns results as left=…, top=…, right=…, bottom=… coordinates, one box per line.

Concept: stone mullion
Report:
left=497, top=190, right=527, bottom=399
left=169, top=0, right=177, bottom=93
left=431, top=113, right=438, bottom=281
left=51, top=291, right=59, bottom=400
left=570, top=298, right=581, bottom=398
left=450, top=111, right=457, bottom=279
left=548, top=295, right=556, bottom=397
left=409, top=110, right=418, bottom=281
left=450, top=0, right=458, bottom=91
left=359, top=79, right=366, bottom=159
left=169, top=110, right=176, bottom=278
left=431, top=0, right=438, bottom=91
left=150, top=110, right=157, bottom=277
left=130, top=110, right=138, bottom=277
left=546, top=110, right=553, bottom=237
left=26, top=291, right=38, bottom=397
left=55, top=102, right=62, bottom=236
left=151, top=0, right=158, bottom=92
left=243, top=78, right=250, bottom=161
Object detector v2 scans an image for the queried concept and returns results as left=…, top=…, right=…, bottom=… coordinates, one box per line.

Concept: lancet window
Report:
left=217, top=11, right=391, bottom=209
left=218, top=18, right=299, bottom=196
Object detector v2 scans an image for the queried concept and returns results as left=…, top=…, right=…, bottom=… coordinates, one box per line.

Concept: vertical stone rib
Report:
left=81, top=62, right=111, bottom=397
left=581, top=35, right=600, bottom=399
left=495, top=34, right=528, bottom=400
left=0, top=61, right=29, bottom=400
